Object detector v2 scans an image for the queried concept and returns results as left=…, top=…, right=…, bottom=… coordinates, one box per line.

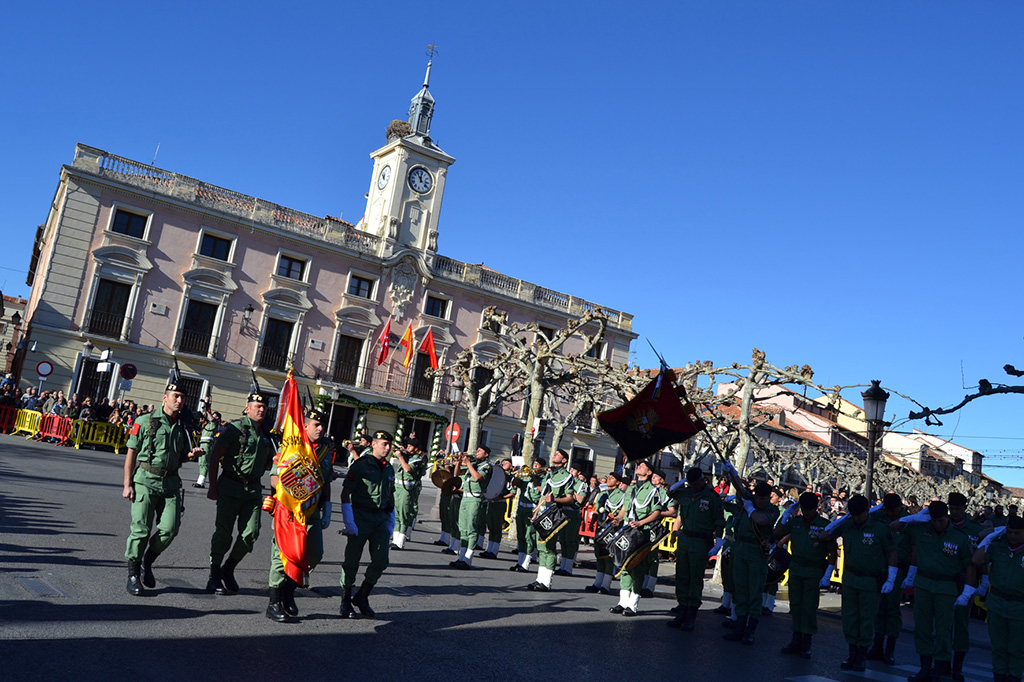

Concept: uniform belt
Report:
left=397, top=480, right=420, bottom=489
left=991, top=587, right=1024, bottom=602
left=466, top=492, right=482, bottom=498
left=683, top=530, right=712, bottom=540
left=139, top=462, right=176, bottom=478
left=736, top=537, right=761, bottom=544
left=917, top=569, right=956, bottom=583
left=519, top=503, right=537, bottom=510
left=221, top=470, right=253, bottom=486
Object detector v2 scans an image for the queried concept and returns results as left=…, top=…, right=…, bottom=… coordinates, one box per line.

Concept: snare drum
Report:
left=611, top=523, right=670, bottom=577
left=594, top=521, right=623, bottom=560
left=531, top=504, right=570, bottom=543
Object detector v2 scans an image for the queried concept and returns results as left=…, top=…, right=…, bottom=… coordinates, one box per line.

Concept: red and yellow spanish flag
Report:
left=272, top=371, right=321, bottom=584
left=399, top=323, right=415, bottom=368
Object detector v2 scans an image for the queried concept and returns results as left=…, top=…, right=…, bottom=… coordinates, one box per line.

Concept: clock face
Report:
left=408, top=167, right=433, bottom=194
left=377, top=165, right=392, bottom=190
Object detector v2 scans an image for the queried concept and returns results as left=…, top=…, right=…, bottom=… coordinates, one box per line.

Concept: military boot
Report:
left=950, top=651, right=966, bottom=681
left=126, top=560, right=144, bottom=596
left=681, top=605, right=698, bottom=632
left=780, top=632, right=803, bottom=655
left=206, top=563, right=226, bottom=594
left=340, top=586, right=358, bottom=619
left=741, top=617, right=759, bottom=645
left=266, top=587, right=296, bottom=623
left=220, top=556, right=240, bottom=594
left=723, top=616, right=747, bottom=641
left=800, top=634, right=813, bottom=660
left=142, top=549, right=158, bottom=589
left=282, top=578, right=299, bottom=617
left=352, top=582, right=376, bottom=618
left=866, top=633, right=885, bottom=661
left=883, top=636, right=898, bottom=665
left=666, top=609, right=686, bottom=628
left=907, top=655, right=934, bottom=682
left=840, top=644, right=859, bottom=670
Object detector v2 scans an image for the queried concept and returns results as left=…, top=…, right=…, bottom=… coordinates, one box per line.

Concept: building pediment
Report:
left=91, top=244, right=153, bottom=274
left=261, top=287, right=311, bottom=312
left=181, top=267, right=238, bottom=295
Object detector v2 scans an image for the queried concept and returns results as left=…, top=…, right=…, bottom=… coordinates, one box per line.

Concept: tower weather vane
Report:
left=426, top=44, right=439, bottom=61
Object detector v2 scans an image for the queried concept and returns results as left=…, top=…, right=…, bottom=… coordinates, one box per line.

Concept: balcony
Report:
left=177, top=328, right=216, bottom=356
left=318, top=360, right=453, bottom=405
left=85, top=310, right=129, bottom=339
left=257, top=347, right=291, bottom=372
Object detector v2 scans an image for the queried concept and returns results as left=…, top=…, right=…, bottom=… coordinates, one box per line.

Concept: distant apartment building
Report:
left=17, top=64, right=636, bottom=470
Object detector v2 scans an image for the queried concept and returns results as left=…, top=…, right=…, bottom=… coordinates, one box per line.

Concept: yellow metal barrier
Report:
left=72, top=420, right=129, bottom=453
left=11, top=410, right=42, bottom=438
left=657, top=516, right=678, bottom=554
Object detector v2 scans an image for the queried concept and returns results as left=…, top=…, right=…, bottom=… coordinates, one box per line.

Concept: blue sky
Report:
left=4, top=2, right=1023, bottom=485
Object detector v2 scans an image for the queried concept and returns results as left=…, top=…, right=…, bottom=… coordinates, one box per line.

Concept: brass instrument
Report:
left=510, top=464, right=550, bottom=480
left=430, top=454, right=465, bottom=491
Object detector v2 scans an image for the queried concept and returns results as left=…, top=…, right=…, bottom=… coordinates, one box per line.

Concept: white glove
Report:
left=902, top=565, right=917, bottom=589
left=880, top=566, right=898, bottom=594
left=825, top=514, right=849, bottom=535
left=742, top=498, right=756, bottom=515
left=979, top=526, right=1007, bottom=550
left=386, top=510, right=396, bottom=536
left=669, top=479, right=687, bottom=493
left=320, top=501, right=332, bottom=529
left=779, top=503, right=797, bottom=526
left=341, top=502, right=358, bottom=536
left=977, top=574, right=990, bottom=598
left=870, top=503, right=884, bottom=514
left=819, top=564, right=835, bottom=588
left=905, top=509, right=932, bottom=525
left=708, top=537, right=727, bottom=558
left=954, top=585, right=976, bottom=607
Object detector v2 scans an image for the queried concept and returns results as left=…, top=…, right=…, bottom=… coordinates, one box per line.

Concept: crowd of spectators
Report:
left=0, top=383, right=155, bottom=428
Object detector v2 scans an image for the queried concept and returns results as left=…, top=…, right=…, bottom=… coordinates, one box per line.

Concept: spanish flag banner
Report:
left=272, top=371, right=323, bottom=584
left=399, top=323, right=415, bottom=368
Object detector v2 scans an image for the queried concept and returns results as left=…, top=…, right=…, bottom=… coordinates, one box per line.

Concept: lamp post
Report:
left=241, top=303, right=254, bottom=329
left=446, top=377, right=464, bottom=456
left=76, top=340, right=94, bottom=397
left=861, top=379, right=890, bottom=503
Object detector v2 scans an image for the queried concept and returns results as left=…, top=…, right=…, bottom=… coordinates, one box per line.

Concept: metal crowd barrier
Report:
left=0, top=404, right=17, bottom=433
left=4, top=408, right=129, bottom=453
left=34, top=414, right=75, bottom=445
left=71, top=420, right=129, bottom=453
left=11, top=409, right=42, bottom=438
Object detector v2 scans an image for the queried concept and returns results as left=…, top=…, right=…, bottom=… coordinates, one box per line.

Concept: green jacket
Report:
left=983, top=538, right=1024, bottom=619
left=838, top=517, right=895, bottom=591
left=783, top=514, right=836, bottom=578
left=214, top=416, right=274, bottom=500
left=127, top=410, right=191, bottom=496
left=343, top=455, right=395, bottom=513
left=907, top=523, right=972, bottom=595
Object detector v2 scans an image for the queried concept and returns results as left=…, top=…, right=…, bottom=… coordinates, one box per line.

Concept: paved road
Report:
left=0, top=435, right=997, bottom=681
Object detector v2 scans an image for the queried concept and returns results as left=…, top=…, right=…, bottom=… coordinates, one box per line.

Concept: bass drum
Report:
left=611, top=523, right=670, bottom=577
left=484, top=467, right=507, bottom=501
left=765, top=545, right=791, bottom=585
left=531, top=504, right=569, bottom=543
left=594, top=521, right=624, bottom=560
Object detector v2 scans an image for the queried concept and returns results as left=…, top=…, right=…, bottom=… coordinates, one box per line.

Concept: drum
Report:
left=765, top=545, right=791, bottom=585
left=484, top=467, right=507, bottom=501
left=594, top=521, right=624, bottom=560
left=611, top=523, right=670, bottom=577
left=531, top=504, right=569, bottom=543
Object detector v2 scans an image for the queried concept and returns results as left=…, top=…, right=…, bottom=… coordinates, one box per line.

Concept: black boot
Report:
left=841, top=644, right=859, bottom=670
left=340, top=586, right=358, bottom=619
left=681, top=605, right=698, bottom=632
left=282, top=578, right=299, bottom=617
left=666, top=606, right=686, bottom=628
left=723, top=615, right=747, bottom=641
left=883, top=636, right=898, bottom=665
left=780, top=632, right=803, bottom=655
left=141, top=549, right=158, bottom=589
left=854, top=647, right=869, bottom=672
left=741, top=617, right=759, bottom=645
left=950, top=651, right=966, bottom=681
left=866, top=633, right=885, bottom=661
left=352, top=582, right=375, bottom=618
left=907, top=655, right=934, bottom=682
left=220, top=556, right=240, bottom=594
left=800, top=634, right=813, bottom=660
left=206, top=563, right=225, bottom=594
left=126, top=560, right=144, bottom=596
left=266, top=587, right=296, bottom=623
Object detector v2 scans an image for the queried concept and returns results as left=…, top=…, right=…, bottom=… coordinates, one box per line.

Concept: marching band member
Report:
left=510, top=459, right=546, bottom=573
left=481, top=458, right=515, bottom=559
left=392, top=438, right=427, bottom=550
left=450, top=445, right=492, bottom=570
left=526, top=449, right=585, bottom=592
left=587, top=471, right=626, bottom=594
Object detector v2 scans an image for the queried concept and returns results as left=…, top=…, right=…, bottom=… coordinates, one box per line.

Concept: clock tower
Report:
left=363, top=56, right=455, bottom=261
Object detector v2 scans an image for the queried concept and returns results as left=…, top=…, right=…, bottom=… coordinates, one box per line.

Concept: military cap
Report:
left=686, top=467, right=704, bottom=483
left=947, top=492, right=968, bottom=507
left=371, top=429, right=393, bottom=443
left=928, top=501, right=949, bottom=519
left=753, top=481, right=772, bottom=496
left=848, top=495, right=870, bottom=515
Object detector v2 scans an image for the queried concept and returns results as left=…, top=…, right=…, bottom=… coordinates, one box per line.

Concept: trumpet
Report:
left=511, top=464, right=550, bottom=480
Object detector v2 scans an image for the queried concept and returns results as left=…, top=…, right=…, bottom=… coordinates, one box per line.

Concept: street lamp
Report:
left=861, top=379, right=890, bottom=503
left=76, top=340, right=94, bottom=396
left=241, top=303, right=254, bottom=329
left=446, top=377, right=464, bottom=455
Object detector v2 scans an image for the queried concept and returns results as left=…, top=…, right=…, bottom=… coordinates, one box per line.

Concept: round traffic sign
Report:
left=120, top=363, right=138, bottom=380
left=445, top=422, right=461, bottom=443
left=35, top=361, right=53, bottom=377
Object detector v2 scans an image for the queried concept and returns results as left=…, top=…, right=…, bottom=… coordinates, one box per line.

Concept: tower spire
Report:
left=409, top=45, right=438, bottom=139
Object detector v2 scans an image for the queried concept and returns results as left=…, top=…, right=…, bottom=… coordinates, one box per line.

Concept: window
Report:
left=88, top=279, right=131, bottom=338
left=480, top=311, right=501, bottom=334
left=347, top=275, right=375, bottom=299
left=399, top=417, right=434, bottom=450
left=110, top=209, right=147, bottom=239
left=472, top=366, right=494, bottom=411
left=424, top=295, right=449, bottom=319
left=409, top=352, right=434, bottom=400
left=537, top=325, right=555, bottom=342
left=175, top=376, right=206, bottom=412
left=276, top=255, right=306, bottom=281
left=199, top=233, right=232, bottom=261
left=77, top=358, right=114, bottom=403
left=258, top=317, right=294, bottom=371
left=584, top=341, right=606, bottom=360
left=332, top=334, right=363, bottom=386
left=179, top=300, right=217, bottom=355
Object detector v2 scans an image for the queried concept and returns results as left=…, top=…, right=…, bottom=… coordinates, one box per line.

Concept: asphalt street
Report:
left=0, top=435, right=998, bottom=682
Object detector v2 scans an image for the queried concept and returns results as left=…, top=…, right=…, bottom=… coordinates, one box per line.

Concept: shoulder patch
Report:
left=130, top=423, right=140, bottom=436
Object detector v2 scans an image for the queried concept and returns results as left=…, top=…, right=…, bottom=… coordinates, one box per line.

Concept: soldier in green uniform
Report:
left=206, top=386, right=274, bottom=595
left=715, top=497, right=739, bottom=621
left=865, top=492, right=911, bottom=666
left=339, top=429, right=396, bottom=618
left=450, top=445, right=492, bottom=569
left=391, top=438, right=427, bottom=550
left=898, top=501, right=976, bottom=682
left=586, top=471, right=626, bottom=593
left=192, top=410, right=220, bottom=488
left=265, top=404, right=332, bottom=623
left=973, top=517, right=1024, bottom=682
left=947, top=492, right=984, bottom=681
left=527, top=449, right=586, bottom=592
left=433, top=457, right=454, bottom=548
left=510, top=459, right=546, bottom=573
left=640, top=470, right=670, bottom=597
left=775, top=491, right=837, bottom=658
left=481, top=459, right=514, bottom=560
left=442, top=457, right=464, bottom=556
left=666, top=467, right=725, bottom=631
left=721, top=463, right=779, bottom=645
left=607, top=460, right=669, bottom=616
left=121, top=376, right=203, bottom=595
left=556, top=461, right=589, bottom=576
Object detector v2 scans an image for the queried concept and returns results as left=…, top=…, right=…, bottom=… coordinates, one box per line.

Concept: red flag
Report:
left=399, top=323, right=415, bottom=368
left=418, top=328, right=439, bottom=370
left=376, top=319, right=391, bottom=365
left=596, top=370, right=703, bottom=462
